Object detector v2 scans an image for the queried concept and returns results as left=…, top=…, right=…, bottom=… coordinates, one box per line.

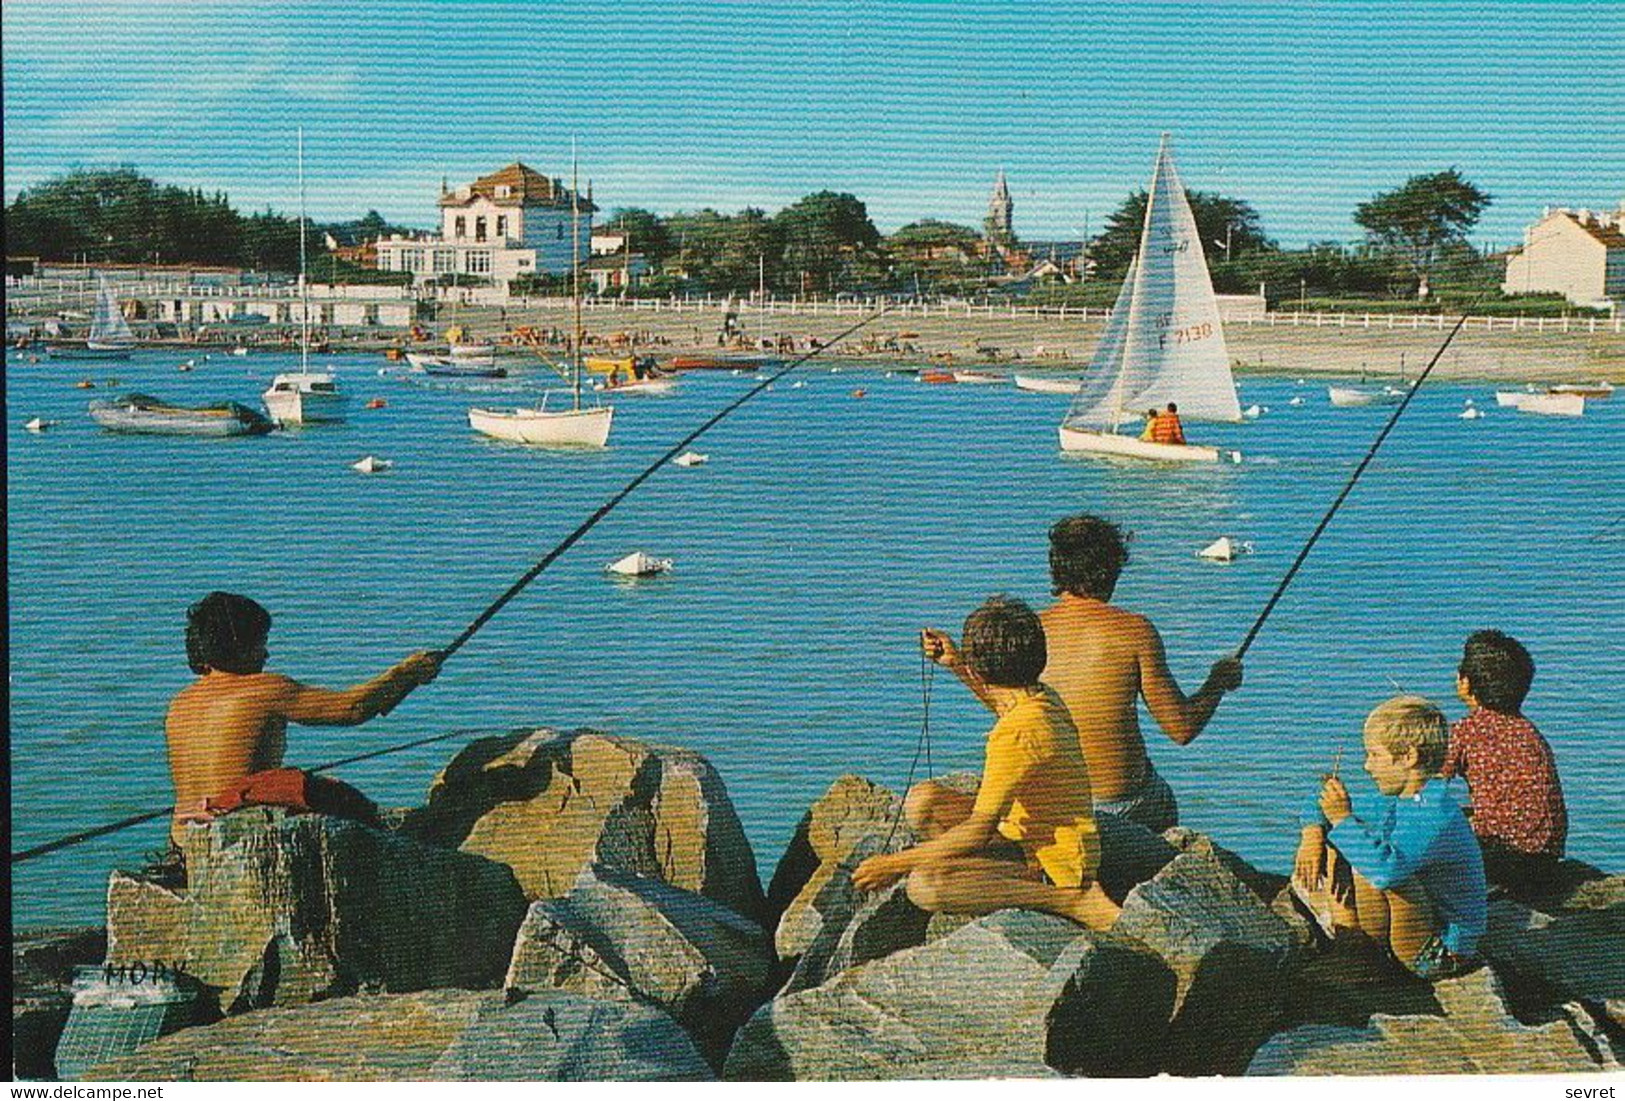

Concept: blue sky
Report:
left=3, top=0, right=1620, bottom=248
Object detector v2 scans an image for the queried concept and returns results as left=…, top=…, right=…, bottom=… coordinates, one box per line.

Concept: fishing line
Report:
left=880, top=650, right=937, bottom=853
left=440, top=301, right=903, bottom=659
left=14, top=302, right=903, bottom=867
left=1235, top=309, right=1475, bottom=659
left=11, top=726, right=486, bottom=865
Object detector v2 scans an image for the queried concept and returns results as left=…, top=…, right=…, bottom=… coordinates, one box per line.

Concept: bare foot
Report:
left=1064, top=883, right=1123, bottom=931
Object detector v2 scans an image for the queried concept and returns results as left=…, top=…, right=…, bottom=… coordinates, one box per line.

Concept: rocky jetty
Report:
left=16, top=731, right=1622, bottom=1081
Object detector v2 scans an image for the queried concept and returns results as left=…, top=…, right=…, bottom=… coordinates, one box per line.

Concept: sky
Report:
left=3, top=0, right=1621, bottom=250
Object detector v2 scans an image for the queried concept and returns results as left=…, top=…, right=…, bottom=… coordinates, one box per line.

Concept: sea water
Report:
left=8, top=348, right=1622, bottom=926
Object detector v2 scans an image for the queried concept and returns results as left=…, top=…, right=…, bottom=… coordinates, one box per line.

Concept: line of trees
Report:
left=8, top=165, right=1516, bottom=307
left=4, top=167, right=414, bottom=283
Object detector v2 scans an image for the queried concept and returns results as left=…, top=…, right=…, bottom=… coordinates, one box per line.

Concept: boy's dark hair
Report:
left=1166, top=402, right=1179, bottom=413
left=1459, top=630, right=1534, bottom=714
left=961, top=594, right=1047, bottom=688
left=186, top=591, right=272, bottom=675
left=1049, top=514, right=1131, bottom=599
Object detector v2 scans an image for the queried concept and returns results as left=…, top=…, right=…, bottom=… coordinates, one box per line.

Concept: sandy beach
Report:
left=419, top=301, right=1625, bottom=384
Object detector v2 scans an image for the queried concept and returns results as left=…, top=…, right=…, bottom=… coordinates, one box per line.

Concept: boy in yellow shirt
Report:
left=853, top=595, right=1121, bottom=930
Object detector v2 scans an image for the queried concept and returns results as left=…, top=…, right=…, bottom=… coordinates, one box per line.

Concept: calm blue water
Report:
left=9, top=348, right=1623, bottom=927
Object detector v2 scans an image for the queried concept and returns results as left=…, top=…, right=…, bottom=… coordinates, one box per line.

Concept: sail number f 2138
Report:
left=1159, top=322, right=1213, bottom=348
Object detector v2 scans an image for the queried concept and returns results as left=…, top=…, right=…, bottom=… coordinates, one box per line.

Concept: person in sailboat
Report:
left=852, top=596, right=1121, bottom=931
left=1151, top=402, right=1187, bottom=446
left=1139, top=408, right=1160, bottom=442
left=919, top=515, right=1241, bottom=833
left=160, top=592, right=441, bottom=875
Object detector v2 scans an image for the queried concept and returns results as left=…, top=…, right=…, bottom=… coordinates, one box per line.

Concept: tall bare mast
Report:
left=571, top=140, right=583, bottom=411
left=298, top=126, right=310, bottom=374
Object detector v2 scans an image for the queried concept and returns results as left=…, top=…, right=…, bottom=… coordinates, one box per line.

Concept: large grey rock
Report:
left=504, top=863, right=774, bottom=1063
left=1480, top=897, right=1625, bottom=1011
left=85, top=989, right=497, bottom=1080
left=1248, top=967, right=1618, bottom=1074
left=767, top=775, right=910, bottom=961
left=106, top=809, right=527, bottom=1009
left=1160, top=826, right=1288, bottom=906
left=404, top=729, right=765, bottom=922
left=11, top=927, right=107, bottom=1080
left=783, top=878, right=931, bottom=994
left=725, top=909, right=1175, bottom=1080
left=428, top=992, right=714, bottom=1081
left=1115, top=850, right=1296, bottom=1075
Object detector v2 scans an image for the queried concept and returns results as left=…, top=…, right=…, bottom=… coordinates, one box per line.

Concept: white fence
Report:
left=504, top=295, right=1623, bottom=334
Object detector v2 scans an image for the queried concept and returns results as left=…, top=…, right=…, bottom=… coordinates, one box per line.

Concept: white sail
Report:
left=89, top=275, right=136, bottom=347
left=1062, top=135, right=1240, bottom=431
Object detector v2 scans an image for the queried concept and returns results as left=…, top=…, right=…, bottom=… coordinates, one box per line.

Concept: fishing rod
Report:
left=13, top=300, right=904, bottom=867
left=10, top=726, right=484, bottom=866
left=440, top=299, right=903, bottom=659
left=1234, top=308, right=1474, bottom=659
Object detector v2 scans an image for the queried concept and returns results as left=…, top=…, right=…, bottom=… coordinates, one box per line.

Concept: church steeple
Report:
left=985, top=169, right=1014, bottom=249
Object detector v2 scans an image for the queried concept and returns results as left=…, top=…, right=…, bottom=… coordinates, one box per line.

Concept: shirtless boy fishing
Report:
left=921, top=514, right=1242, bottom=831
left=165, top=591, right=442, bottom=847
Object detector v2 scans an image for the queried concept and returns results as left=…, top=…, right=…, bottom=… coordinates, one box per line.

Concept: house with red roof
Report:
left=1502, top=203, right=1625, bottom=307
left=375, top=162, right=597, bottom=289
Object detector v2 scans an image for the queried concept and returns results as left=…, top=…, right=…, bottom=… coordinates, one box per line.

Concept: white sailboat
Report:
left=1058, top=135, right=1242, bottom=463
left=47, top=275, right=136, bottom=359
left=263, top=128, right=347, bottom=426
left=469, top=144, right=612, bottom=448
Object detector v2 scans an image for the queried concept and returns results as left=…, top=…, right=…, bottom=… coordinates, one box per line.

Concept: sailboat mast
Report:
left=1108, top=133, right=1170, bottom=433
left=298, top=127, right=310, bottom=375
left=571, top=141, right=583, bottom=412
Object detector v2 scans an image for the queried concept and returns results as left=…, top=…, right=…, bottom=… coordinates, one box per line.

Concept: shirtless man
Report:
left=920, top=515, right=1241, bottom=832
left=165, top=591, right=441, bottom=846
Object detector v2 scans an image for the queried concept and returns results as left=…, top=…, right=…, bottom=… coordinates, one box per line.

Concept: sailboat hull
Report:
left=468, top=405, right=613, bottom=447
left=1058, top=425, right=1239, bottom=464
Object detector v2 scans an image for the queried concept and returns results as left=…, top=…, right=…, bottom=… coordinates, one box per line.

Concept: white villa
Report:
left=1502, top=203, right=1625, bottom=308
left=374, top=163, right=597, bottom=287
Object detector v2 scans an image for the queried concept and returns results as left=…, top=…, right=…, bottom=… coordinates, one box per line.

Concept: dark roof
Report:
left=440, top=162, right=598, bottom=213
left=1566, top=213, right=1625, bottom=250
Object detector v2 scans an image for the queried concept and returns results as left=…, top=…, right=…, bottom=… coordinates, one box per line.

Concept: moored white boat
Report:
left=262, top=130, right=347, bottom=427
left=953, top=370, right=1006, bottom=384
left=1497, top=391, right=1584, bottom=417
left=352, top=455, right=393, bottom=474
left=469, top=401, right=613, bottom=446
left=1328, top=386, right=1403, bottom=407
left=1014, top=374, right=1084, bottom=394
left=601, top=375, right=677, bottom=396
left=405, top=351, right=508, bottom=378
left=1057, top=135, right=1243, bottom=465
left=46, top=274, right=136, bottom=360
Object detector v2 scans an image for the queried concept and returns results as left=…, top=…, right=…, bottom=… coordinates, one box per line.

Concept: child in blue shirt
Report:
left=1294, top=695, right=1487, bottom=979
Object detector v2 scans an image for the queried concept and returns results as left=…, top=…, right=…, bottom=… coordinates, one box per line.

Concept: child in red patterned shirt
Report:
left=1445, top=630, right=1568, bottom=897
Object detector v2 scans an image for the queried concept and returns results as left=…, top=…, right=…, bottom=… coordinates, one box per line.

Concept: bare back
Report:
left=165, top=672, right=296, bottom=844
left=1040, top=597, right=1158, bottom=801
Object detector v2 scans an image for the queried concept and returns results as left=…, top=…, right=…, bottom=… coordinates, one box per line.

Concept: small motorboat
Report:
left=405, top=352, right=507, bottom=378
left=605, top=551, right=673, bottom=578
left=89, top=393, right=274, bottom=436
left=231, top=346, right=250, bottom=357
left=1013, top=374, right=1084, bottom=395
left=1497, top=391, right=1584, bottom=417
left=352, top=455, right=393, bottom=474
left=673, top=451, right=709, bottom=467
left=1548, top=381, right=1614, bottom=399
left=602, top=375, right=677, bottom=396
left=1288, top=396, right=1305, bottom=406
left=1460, top=406, right=1485, bottom=420
left=952, top=370, right=1007, bottom=385
left=1243, top=404, right=1265, bottom=418
left=1328, top=386, right=1402, bottom=407
left=666, top=354, right=772, bottom=372
left=918, top=370, right=956, bottom=385
left=25, top=417, right=55, bottom=433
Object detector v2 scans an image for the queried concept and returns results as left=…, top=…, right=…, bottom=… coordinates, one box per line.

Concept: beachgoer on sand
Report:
left=923, top=515, right=1242, bottom=832
left=1294, top=695, right=1487, bottom=980
left=164, top=592, right=441, bottom=855
left=1445, top=630, right=1568, bottom=897
left=853, top=596, right=1120, bottom=930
